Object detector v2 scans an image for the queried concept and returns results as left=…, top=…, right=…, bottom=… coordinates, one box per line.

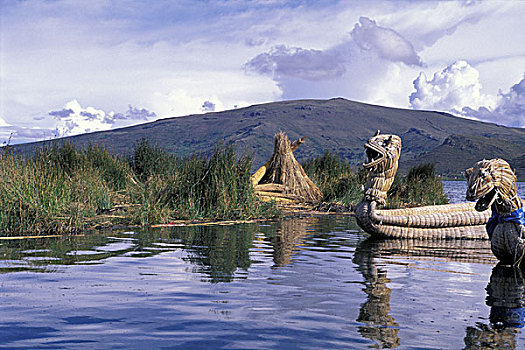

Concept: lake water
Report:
left=1, top=183, right=524, bottom=349
left=443, top=180, right=525, bottom=204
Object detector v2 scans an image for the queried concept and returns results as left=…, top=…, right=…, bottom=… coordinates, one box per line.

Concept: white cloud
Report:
left=47, top=100, right=158, bottom=137
left=409, top=61, right=525, bottom=127
left=497, top=76, right=525, bottom=119
left=409, top=60, right=497, bottom=112
left=49, top=100, right=110, bottom=137
left=243, top=16, right=426, bottom=105
left=351, top=17, right=423, bottom=66
left=0, top=117, right=11, bottom=127
left=463, top=75, right=525, bottom=127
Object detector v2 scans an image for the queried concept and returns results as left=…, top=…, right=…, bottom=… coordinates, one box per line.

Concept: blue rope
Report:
left=486, top=205, right=525, bottom=239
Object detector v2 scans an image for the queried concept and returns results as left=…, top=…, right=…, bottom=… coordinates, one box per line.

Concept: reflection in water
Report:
left=488, top=267, right=525, bottom=329
left=0, top=224, right=259, bottom=283
left=354, top=239, right=400, bottom=349
left=0, top=217, right=343, bottom=281
left=353, top=238, right=496, bottom=349
left=2, top=217, right=524, bottom=348
left=263, top=217, right=319, bottom=267
left=464, top=265, right=525, bottom=350
left=174, top=224, right=255, bottom=282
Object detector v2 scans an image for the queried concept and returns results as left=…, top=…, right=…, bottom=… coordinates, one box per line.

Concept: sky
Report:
left=1, top=0, right=525, bottom=145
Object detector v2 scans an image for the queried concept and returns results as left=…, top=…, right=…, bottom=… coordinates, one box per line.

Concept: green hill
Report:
left=10, top=98, right=525, bottom=180
left=402, top=134, right=525, bottom=179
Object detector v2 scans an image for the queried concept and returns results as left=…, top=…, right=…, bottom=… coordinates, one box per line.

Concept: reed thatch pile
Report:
left=251, top=132, right=322, bottom=204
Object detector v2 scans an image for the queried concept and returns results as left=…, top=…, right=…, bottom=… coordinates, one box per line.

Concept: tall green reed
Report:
left=303, top=152, right=366, bottom=205
left=386, top=163, right=448, bottom=208
left=0, top=140, right=277, bottom=236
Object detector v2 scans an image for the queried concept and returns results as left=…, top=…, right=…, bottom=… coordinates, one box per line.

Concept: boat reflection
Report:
left=464, top=265, right=525, bottom=349
left=353, top=239, right=400, bottom=349
left=353, top=238, right=496, bottom=349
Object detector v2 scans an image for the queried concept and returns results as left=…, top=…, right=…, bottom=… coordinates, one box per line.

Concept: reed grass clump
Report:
left=127, top=142, right=277, bottom=225
left=303, top=153, right=448, bottom=209
left=303, top=152, right=366, bottom=205
left=0, top=145, right=114, bottom=235
left=0, top=140, right=277, bottom=236
left=386, top=163, right=449, bottom=208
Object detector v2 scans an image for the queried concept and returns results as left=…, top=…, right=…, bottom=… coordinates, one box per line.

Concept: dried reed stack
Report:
left=251, top=132, right=322, bottom=204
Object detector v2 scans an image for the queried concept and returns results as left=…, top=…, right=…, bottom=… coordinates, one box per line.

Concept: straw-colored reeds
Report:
left=251, top=132, right=322, bottom=204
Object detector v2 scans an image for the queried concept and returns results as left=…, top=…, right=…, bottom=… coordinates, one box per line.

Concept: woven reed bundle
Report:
left=372, top=207, right=490, bottom=228
left=466, top=158, right=522, bottom=214
left=251, top=132, right=322, bottom=204
left=465, top=158, right=525, bottom=264
left=358, top=201, right=488, bottom=239
left=490, top=223, right=525, bottom=264
left=375, top=223, right=488, bottom=239
left=377, top=202, right=478, bottom=216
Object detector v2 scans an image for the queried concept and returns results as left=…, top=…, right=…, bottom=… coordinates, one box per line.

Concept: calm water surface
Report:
left=443, top=180, right=525, bottom=204
left=1, top=184, right=524, bottom=349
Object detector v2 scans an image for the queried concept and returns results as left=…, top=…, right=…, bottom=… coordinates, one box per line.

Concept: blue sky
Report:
left=1, top=0, right=525, bottom=144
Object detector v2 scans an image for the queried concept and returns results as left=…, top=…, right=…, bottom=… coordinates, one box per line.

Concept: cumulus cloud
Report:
left=47, top=100, right=157, bottom=137
left=409, top=60, right=497, bottom=112
left=48, top=100, right=109, bottom=136
left=244, top=45, right=348, bottom=81
left=351, top=17, right=423, bottom=66
left=242, top=16, right=426, bottom=104
left=201, top=101, right=216, bottom=112
left=497, top=76, right=525, bottom=119
left=463, top=75, right=525, bottom=127
left=409, top=61, right=525, bottom=127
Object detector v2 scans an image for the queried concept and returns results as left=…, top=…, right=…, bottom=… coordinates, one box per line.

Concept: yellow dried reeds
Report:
left=251, top=132, right=322, bottom=204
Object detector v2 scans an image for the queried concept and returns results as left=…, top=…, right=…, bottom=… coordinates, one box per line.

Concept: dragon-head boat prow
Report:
left=465, top=159, right=522, bottom=214
left=355, top=131, right=490, bottom=240
left=464, top=159, right=525, bottom=264
left=361, top=131, right=402, bottom=206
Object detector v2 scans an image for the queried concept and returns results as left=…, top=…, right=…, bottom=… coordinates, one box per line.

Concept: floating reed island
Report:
left=0, top=140, right=278, bottom=237
left=1, top=131, right=471, bottom=239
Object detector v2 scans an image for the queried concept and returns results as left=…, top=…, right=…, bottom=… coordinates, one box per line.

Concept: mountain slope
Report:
left=11, top=98, right=525, bottom=179
left=402, top=134, right=525, bottom=179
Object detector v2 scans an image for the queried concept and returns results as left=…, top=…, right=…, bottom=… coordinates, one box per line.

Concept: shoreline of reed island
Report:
left=0, top=140, right=448, bottom=237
